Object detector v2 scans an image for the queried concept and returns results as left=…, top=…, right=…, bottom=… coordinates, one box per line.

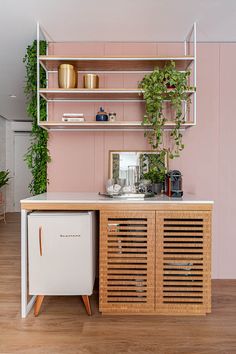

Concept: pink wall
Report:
left=47, top=42, right=236, bottom=279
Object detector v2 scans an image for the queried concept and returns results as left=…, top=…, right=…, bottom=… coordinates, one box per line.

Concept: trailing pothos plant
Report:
left=139, top=61, right=195, bottom=158
left=23, top=40, right=51, bottom=195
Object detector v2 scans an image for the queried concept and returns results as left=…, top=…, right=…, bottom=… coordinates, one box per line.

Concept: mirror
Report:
left=109, top=150, right=168, bottom=180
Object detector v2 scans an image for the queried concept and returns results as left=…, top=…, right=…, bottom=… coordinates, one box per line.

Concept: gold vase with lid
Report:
left=58, top=64, right=77, bottom=88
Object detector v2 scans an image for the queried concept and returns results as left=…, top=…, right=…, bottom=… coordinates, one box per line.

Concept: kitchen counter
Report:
left=21, top=192, right=214, bottom=207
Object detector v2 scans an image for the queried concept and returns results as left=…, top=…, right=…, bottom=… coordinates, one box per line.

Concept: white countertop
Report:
left=21, top=192, right=214, bottom=204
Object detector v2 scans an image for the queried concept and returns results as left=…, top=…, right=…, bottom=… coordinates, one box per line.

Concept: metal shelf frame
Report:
left=36, top=22, right=197, bottom=130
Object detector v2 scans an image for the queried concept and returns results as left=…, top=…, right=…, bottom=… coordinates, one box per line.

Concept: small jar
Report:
left=83, top=74, right=99, bottom=89
left=108, top=112, right=116, bottom=122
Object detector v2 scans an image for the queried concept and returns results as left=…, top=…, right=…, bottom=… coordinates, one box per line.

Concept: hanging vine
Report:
left=23, top=40, right=51, bottom=195
left=139, top=61, right=195, bottom=158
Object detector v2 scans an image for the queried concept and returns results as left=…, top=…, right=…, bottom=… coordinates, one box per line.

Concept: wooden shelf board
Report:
left=39, top=88, right=195, bottom=101
left=39, top=56, right=195, bottom=72
left=38, top=121, right=195, bottom=131
left=40, top=88, right=142, bottom=101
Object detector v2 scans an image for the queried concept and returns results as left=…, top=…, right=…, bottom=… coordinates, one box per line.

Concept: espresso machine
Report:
left=165, top=170, right=183, bottom=197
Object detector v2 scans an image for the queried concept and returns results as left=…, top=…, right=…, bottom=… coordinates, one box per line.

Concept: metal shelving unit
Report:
left=36, top=22, right=197, bottom=132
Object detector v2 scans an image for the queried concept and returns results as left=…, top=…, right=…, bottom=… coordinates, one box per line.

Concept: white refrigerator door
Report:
left=28, top=212, right=95, bottom=295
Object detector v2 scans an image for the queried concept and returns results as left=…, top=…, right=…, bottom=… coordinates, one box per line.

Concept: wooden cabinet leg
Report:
left=34, top=295, right=44, bottom=317
left=81, top=295, right=92, bottom=316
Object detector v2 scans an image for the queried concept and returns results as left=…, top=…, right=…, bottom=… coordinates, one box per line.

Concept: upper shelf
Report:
left=39, top=88, right=195, bottom=101
left=38, top=121, right=196, bottom=131
left=39, top=56, right=195, bottom=72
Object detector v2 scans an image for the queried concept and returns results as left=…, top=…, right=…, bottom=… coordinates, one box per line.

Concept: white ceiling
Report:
left=1, top=0, right=236, bottom=120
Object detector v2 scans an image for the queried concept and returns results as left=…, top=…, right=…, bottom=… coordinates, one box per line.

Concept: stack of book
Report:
left=62, top=113, right=85, bottom=122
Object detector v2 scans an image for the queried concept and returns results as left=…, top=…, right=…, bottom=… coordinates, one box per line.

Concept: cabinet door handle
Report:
left=39, top=226, right=43, bottom=256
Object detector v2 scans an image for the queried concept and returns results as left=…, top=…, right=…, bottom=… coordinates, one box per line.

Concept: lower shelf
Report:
left=38, top=121, right=196, bottom=131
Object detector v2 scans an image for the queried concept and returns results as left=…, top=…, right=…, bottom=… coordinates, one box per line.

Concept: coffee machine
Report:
left=165, top=170, right=183, bottom=197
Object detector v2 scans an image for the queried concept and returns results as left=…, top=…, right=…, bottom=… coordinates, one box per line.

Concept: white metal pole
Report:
left=193, top=22, right=197, bottom=125
left=37, top=22, right=40, bottom=126
left=46, top=30, right=48, bottom=123
left=21, top=209, right=28, bottom=318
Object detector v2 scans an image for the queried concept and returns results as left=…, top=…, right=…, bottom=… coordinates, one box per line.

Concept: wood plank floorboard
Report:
left=0, top=213, right=236, bottom=354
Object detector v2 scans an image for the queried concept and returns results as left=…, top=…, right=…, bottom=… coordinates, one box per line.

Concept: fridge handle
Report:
left=39, top=226, right=43, bottom=256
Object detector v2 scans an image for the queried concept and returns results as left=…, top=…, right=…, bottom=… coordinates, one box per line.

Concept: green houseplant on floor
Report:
left=0, top=170, right=10, bottom=206
left=139, top=60, right=195, bottom=158
left=0, top=170, right=10, bottom=190
left=23, top=40, right=51, bottom=195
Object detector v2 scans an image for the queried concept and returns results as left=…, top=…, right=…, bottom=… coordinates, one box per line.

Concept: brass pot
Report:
left=58, top=64, right=77, bottom=88
left=83, top=74, right=99, bottom=89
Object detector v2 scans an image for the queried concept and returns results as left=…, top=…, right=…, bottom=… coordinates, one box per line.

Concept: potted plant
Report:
left=0, top=170, right=10, bottom=203
left=142, top=151, right=166, bottom=194
left=139, top=61, right=195, bottom=158
left=0, top=170, right=10, bottom=189
left=143, top=168, right=165, bottom=194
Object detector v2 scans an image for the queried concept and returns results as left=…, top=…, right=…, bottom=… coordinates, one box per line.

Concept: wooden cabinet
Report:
left=99, top=207, right=212, bottom=315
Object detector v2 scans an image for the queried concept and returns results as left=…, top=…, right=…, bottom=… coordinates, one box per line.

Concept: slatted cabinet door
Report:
left=156, top=211, right=211, bottom=315
left=100, top=211, right=155, bottom=313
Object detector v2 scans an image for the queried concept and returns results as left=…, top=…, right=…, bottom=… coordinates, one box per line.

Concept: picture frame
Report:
left=109, top=150, right=168, bottom=180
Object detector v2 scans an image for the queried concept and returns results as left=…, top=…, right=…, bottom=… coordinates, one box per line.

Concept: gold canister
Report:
left=58, top=64, right=77, bottom=88
left=83, top=74, right=99, bottom=89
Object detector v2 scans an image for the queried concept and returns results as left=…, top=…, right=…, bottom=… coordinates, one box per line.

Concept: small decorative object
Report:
left=122, top=185, right=134, bottom=194
left=106, top=179, right=122, bottom=195
left=96, top=107, right=108, bottom=121
left=62, top=113, right=84, bottom=122
left=62, top=117, right=85, bottom=122
left=83, top=74, right=99, bottom=89
left=108, top=112, right=116, bottom=122
left=63, top=113, right=84, bottom=118
left=138, top=179, right=151, bottom=194
left=58, top=64, right=77, bottom=88
left=126, top=165, right=139, bottom=193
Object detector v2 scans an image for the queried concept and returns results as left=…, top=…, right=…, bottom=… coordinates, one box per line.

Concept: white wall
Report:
left=0, top=117, right=7, bottom=203
left=0, top=117, right=6, bottom=170
left=5, top=121, right=32, bottom=211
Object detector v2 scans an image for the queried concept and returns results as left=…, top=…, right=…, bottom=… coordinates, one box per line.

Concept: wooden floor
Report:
left=0, top=213, right=236, bottom=354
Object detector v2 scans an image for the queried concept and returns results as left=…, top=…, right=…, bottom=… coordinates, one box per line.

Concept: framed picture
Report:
left=109, top=150, right=168, bottom=180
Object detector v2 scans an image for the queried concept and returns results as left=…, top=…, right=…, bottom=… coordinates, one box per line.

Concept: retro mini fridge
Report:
left=28, top=212, right=96, bottom=296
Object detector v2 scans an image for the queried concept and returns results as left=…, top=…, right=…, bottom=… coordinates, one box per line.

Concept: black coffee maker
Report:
left=165, top=170, right=183, bottom=197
